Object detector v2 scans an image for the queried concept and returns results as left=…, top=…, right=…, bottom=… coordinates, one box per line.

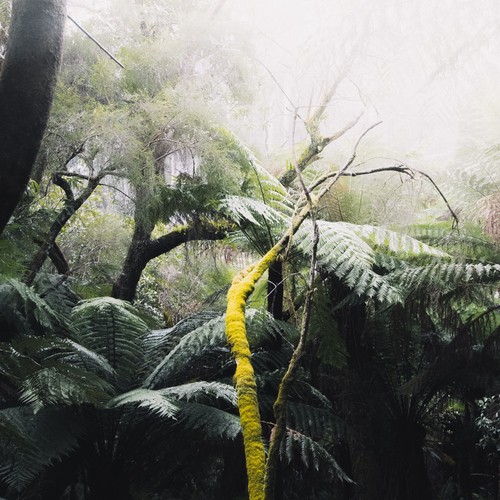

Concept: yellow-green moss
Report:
left=225, top=246, right=279, bottom=500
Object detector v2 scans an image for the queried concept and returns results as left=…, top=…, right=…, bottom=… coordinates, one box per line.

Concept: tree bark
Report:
left=112, top=221, right=227, bottom=302
left=267, top=259, right=284, bottom=320
left=0, top=0, right=67, bottom=235
left=24, top=174, right=101, bottom=285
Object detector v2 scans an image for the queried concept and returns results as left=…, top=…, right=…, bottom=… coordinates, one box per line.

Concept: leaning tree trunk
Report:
left=0, top=0, right=67, bottom=235
left=112, top=222, right=227, bottom=302
left=25, top=174, right=101, bottom=285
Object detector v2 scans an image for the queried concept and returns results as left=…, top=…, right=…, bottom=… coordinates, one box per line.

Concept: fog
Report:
left=68, top=0, right=500, bottom=170
left=226, top=0, right=500, bottom=167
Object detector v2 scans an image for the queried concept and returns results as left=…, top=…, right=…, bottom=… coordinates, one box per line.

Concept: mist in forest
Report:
left=68, top=0, right=500, bottom=169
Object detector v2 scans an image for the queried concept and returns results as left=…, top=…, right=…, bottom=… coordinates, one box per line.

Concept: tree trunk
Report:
left=25, top=175, right=101, bottom=285
left=267, top=259, right=284, bottom=320
left=0, top=0, right=67, bottom=235
left=112, top=222, right=227, bottom=302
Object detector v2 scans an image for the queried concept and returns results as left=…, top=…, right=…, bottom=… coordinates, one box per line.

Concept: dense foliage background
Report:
left=0, top=1, right=499, bottom=499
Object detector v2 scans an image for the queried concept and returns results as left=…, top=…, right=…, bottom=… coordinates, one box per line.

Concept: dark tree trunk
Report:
left=267, top=258, right=284, bottom=320
left=111, top=222, right=153, bottom=302
left=112, top=222, right=227, bottom=302
left=25, top=175, right=101, bottom=285
left=0, top=0, right=67, bottom=235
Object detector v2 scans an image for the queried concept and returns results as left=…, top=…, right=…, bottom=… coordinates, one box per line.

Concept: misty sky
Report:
left=227, top=0, right=500, bottom=167
left=68, top=0, right=500, bottom=169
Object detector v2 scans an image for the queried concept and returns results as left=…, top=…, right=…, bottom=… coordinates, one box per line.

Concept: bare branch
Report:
left=307, top=162, right=459, bottom=227
left=67, top=14, right=124, bottom=69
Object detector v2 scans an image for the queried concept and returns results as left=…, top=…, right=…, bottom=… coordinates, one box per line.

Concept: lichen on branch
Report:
left=225, top=247, right=279, bottom=500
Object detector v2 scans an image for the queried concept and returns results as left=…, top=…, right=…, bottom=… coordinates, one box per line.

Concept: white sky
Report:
left=228, top=0, right=500, bottom=167
left=67, top=0, right=500, bottom=169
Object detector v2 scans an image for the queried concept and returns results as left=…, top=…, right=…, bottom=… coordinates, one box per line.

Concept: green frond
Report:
left=0, top=406, right=83, bottom=491
left=109, top=388, right=179, bottom=418
left=309, top=286, right=347, bottom=368
left=389, top=262, right=500, bottom=299
left=0, top=279, right=68, bottom=339
left=162, top=381, right=237, bottom=407
left=217, top=129, right=291, bottom=213
left=144, top=310, right=221, bottom=359
left=145, top=314, right=227, bottom=388
left=32, top=275, right=81, bottom=318
left=19, top=365, right=112, bottom=412
left=251, top=345, right=292, bottom=374
left=296, top=221, right=402, bottom=303
left=355, top=224, right=448, bottom=258
left=221, top=195, right=288, bottom=229
left=280, top=428, right=352, bottom=483
left=59, top=338, right=116, bottom=376
left=245, top=308, right=298, bottom=346
left=221, top=194, right=289, bottom=252
left=71, top=297, right=149, bottom=387
left=176, top=401, right=241, bottom=440
left=145, top=308, right=288, bottom=388
left=287, top=402, right=344, bottom=440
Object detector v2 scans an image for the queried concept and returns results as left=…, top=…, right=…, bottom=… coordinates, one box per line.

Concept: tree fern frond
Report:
left=162, top=381, right=237, bottom=407
left=145, top=314, right=227, bottom=388
left=389, top=262, right=500, bottom=299
left=109, top=388, right=179, bottom=418
left=71, top=297, right=149, bottom=387
left=145, top=309, right=287, bottom=388
left=218, top=129, right=292, bottom=214
left=309, top=286, right=347, bottom=368
left=355, top=224, right=448, bottom=258
left=287, top=402, right=344, bottom=440
left=176, top=401, right=241, bottom=440
left=251, top=345, right=292, bottom=374
left=33, top=274, right=81, bottom=318
left=19, top=365, right=112, bottom=412
left=0, top=279, right=68, bottom=339
left=0, top=406, right=84, bottom=491
left=280, top=427, right=352, bottom=483
left=245, top=308, right=298, bottom=346
left=221, top=195, right=288, bottom=229
left=144, top=310, right=221, bottom=359
left=296, top=221, right=402, bottom=303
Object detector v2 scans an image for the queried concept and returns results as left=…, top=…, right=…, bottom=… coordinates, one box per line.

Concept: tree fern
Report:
left=71, top=297, right=149, bottom=389
left=280, top=427, right=352, bottom=483
left=0, top=279, right=68, bottom=339
left=109, top=387, right=179, bottom=418
left=19, top=365, right=112, bottom=412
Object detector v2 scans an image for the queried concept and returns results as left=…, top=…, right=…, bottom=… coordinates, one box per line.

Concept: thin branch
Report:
left=307, top=162, right=459, bottom=227
left=323, top=111, right=364, bottom=145
left=264, top=157, right=320, bottom=499
left=99, top=183, right=135, bottom=203
left=67, top=14, right=124, bottom=69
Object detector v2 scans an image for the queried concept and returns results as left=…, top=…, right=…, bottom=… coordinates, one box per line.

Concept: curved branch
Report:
left=308, top=162, right=459, bottom=227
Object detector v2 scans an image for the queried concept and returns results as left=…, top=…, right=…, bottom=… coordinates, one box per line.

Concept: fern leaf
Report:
left=109, top=388, right=179, bottom=418
left=280, top=428, right=352, bottom=483
left=176, top=401, right=241, bottom=440
left=161, top=381, right=237, bottom=407
left=71, top=297, right=149, bottom=388
left=19, top=365, right=112, bottom=412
